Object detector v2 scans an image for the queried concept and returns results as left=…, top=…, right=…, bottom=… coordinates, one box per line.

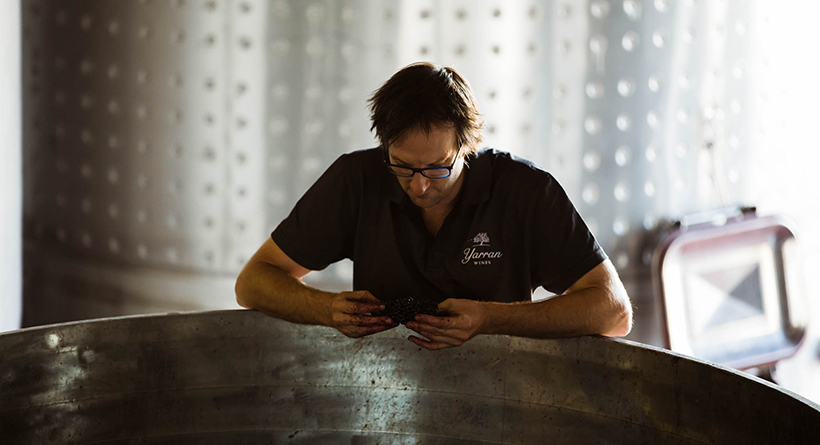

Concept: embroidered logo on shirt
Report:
left=471, top=232, right=490, bottom=246
left=462, top=232, right=503, bottom=265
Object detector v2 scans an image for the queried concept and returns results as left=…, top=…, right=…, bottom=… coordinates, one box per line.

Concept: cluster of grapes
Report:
left=376, top=296, right=439, bottom=325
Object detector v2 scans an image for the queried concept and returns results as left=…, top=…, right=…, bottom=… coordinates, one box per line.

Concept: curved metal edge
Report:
left=606, top=335, right=820, bottom=412
left=0, top=309, right=248, bottom=339
left=3, top=309, right=818, bottom=413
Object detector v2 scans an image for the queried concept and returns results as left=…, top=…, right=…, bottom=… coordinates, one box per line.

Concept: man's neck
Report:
left=420, top=170, right=466, bottom=236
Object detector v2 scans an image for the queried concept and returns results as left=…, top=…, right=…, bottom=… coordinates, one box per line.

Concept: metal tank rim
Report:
left=3, top=308, right=818, bottom=413
left=3, top=309, right=820, bottom=444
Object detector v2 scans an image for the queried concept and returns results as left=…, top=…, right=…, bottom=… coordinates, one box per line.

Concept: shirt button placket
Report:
left=427, top=243, right=444, bottom=271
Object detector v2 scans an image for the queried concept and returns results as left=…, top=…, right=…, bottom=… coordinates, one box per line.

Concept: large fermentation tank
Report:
left=21, top=0, right=776, bottom=344
left=1, top=310, right=818, bottom=444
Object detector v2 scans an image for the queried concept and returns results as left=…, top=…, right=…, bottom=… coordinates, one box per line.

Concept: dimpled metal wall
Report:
left=22, top=0, right=815, bottom=350
left=567, top=0, right=761, bottom=345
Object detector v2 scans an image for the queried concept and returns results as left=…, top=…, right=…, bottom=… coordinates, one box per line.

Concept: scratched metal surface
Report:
left=1, top=310, right=818, bottom=444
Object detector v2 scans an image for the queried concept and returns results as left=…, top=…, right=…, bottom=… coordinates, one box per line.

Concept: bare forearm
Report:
left=235, top=262, right=335, bottom=326
left=479, top=286, right=632, bottom=339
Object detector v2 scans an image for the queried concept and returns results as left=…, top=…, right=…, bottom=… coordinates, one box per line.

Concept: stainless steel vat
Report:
left=1, top=310, right=818, bottom=444
left=20, top=0, right=768, bottom=350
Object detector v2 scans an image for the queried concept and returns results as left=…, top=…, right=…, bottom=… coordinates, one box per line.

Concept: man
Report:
left=236, top=62, right=632, bottom=350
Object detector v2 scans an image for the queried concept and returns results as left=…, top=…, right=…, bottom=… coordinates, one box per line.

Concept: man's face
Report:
left=387, top=125, right=466, bottom=211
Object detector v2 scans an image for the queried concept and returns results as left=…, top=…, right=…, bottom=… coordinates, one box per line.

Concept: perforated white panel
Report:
left=1, top=0, right=22, bottom=332
left=22, top=1, right=817, bottom=350
left=394, top=2, right=553, bottom=167
left=568, top=0, right=758, bottom=272
left=264, top=0, right=400, bottom=284
left=26, top=0, right=236, bottom=272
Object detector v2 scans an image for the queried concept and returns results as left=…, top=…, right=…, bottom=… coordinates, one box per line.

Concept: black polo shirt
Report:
left=272, top=147, right=607, bottom=303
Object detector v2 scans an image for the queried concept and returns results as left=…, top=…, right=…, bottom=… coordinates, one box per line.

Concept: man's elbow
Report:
left=234, top=269, right=253, bottom=309
left=607, top=307, right=632, bottom=337
left=602, top=293, right=633, bottom=337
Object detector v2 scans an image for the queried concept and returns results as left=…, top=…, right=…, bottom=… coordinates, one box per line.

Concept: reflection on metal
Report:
left=653, top=209, right=807, bottom=369
left=23, top=0, right=270, bottom=273
left=2, top=310, right=818, bottom=443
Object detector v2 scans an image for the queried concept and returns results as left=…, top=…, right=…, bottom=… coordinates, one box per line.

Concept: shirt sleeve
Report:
left=271, top=154, right=360, bottom=271
left=531, top=175, right=608, bottom=294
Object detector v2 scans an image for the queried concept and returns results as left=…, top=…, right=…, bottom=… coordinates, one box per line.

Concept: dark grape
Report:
left=376, top=296, right=439, bottom=325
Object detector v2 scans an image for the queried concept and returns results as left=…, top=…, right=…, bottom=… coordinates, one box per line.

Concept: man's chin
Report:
left=409, top=195, right=441, bottom=209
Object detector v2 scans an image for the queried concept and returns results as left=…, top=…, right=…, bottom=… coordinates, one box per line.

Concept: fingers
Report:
left=333, top=311, right=394, bottom=331
left=338, top=291, right=384, bottom=315
left=413, top=298, right=462, bottom=328
left=332, top=294, right=397, bottom=338
left=407, top=335, right=457, bottom=350
left=345, top=322, right=398, bottom=339
left=406, top=320, right=444, bottom=337
left=342, top=313, right=393, bottom=327
left=405, top=322, right=467, bottom=348
left=405, top=306, right=475, bottom=349
left=346, top=301, right=384, bottom=315
left=336, top=322, right=398, bottom=338
left=412, top=314, right=454, bottom=329
left=412, top=330, right=461, bottom=346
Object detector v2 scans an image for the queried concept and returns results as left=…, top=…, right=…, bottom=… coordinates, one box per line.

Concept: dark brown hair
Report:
left=368, top=62, right=484, bottom=157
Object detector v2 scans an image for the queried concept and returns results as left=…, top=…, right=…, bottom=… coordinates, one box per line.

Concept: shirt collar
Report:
left=386, top=148, right=493, bottom=205
left=459, top=148, right=492, bottom=206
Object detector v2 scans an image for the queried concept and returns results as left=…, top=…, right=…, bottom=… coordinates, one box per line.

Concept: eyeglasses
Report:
left=384, top=146, right=461, bottom=179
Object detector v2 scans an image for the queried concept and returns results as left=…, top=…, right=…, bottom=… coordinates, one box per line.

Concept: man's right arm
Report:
left=235, top=238, right=397, bottom=338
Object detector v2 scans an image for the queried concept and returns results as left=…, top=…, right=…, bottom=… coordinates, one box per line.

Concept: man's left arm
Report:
left=406, top=259, right=632, bottom=350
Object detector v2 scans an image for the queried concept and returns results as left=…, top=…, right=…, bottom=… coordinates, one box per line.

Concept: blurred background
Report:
left=2, top=0, right=819, bottom=402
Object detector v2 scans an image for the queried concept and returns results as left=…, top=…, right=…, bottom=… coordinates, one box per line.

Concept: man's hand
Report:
left=405, top=298, right=485, bottom=350
left=329, top=291, right=398, bottom=338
